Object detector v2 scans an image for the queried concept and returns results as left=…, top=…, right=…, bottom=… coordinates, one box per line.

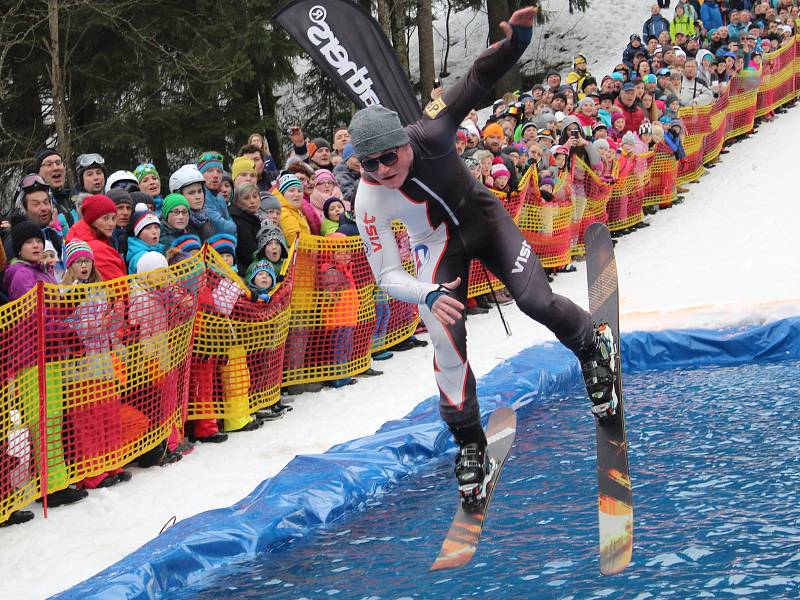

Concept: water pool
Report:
left=174, top=359, right=800, bottom=599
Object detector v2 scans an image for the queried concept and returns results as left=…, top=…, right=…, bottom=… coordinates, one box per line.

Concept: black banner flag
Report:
left=274, top=0, right=421, bottom=125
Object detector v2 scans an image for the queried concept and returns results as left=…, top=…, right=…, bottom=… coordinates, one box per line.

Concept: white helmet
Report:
left=169, top=164, right=205, bottom=193
left=105, top=170, right=138, bottom=193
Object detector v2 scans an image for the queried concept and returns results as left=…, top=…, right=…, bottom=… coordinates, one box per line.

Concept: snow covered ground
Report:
left=4, top=17, right=800, bottom=600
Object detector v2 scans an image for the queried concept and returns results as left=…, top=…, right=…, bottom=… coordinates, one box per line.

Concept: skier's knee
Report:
left=515, top=289, right=558, bottom=323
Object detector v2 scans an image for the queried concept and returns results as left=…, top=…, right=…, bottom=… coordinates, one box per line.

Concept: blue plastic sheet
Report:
left=54, top=317, right=800, bottom=599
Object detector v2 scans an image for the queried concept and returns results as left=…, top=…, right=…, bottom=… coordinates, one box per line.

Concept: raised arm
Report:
left=432, top=6, right=538, bottom=129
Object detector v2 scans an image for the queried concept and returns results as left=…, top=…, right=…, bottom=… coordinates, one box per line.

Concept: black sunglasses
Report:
left=361, top=150, right=399, bottom=173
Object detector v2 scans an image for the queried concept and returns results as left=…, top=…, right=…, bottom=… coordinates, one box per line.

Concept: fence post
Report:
left=36, top=282, right=49, bottom=518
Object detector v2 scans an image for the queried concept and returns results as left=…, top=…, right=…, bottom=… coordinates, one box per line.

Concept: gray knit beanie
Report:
left=260, top=191, right=282, bottom=212
left=349, top=106, right=410, bottom=160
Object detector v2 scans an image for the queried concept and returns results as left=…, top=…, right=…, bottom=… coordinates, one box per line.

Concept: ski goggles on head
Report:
left=198, top=151, right=224, bottom=164
left=20, top=173, right=50, bottom=192
left=77, top=153, right=105, bottom=169
left=360, top=149, right=399, bottom=173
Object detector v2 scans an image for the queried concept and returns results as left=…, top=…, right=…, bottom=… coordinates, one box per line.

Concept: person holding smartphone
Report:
left=349, top=5, right=616, bottom=506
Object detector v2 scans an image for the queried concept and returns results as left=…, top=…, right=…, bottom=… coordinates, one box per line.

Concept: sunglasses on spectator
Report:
left=21, top=173, right=50, bottom=192
left=77, top=153, right=105, bottom=168
left=361, top=149, right=399, bottom=173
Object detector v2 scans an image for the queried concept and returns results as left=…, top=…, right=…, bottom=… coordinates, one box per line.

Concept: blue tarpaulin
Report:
left=53, top=317, right=800, bottom=599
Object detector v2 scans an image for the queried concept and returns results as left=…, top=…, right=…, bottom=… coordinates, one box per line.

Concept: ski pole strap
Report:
left=424, top=284, right=451, bottom=311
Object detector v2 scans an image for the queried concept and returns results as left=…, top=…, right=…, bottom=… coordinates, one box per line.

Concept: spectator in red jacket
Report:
left=65, top=194, right=127, bottom=281
left=614, top=81, right=646, bottom=134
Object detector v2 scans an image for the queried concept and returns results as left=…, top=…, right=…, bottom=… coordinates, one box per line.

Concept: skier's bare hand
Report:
left=500, top=6, right=538, bottom=40
left=431, top=277, right=464, bottom=326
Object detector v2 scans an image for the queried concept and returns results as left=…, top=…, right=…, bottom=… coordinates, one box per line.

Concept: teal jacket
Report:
left=126, top=236, right=166, bottom=274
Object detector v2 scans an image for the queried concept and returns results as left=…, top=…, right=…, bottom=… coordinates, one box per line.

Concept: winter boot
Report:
left=451, top=422, right=494, bottom=508
left=0, top=510, right=34, bottom=527
left=579, top=323, right=618, bottom=420
left=454, top=442, right=495, bottom=508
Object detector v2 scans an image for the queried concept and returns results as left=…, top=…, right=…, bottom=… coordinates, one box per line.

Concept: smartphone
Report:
left=433, top=78, right=441, bottom=89
left=570, top=131, right=579, bottom=139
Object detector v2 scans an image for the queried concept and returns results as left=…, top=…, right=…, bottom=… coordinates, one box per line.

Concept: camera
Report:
left=569, top=131, right=580, bottom=139
left=433, top=78, right=441, bottom=89
left=284, top=126, right=300, bottom=136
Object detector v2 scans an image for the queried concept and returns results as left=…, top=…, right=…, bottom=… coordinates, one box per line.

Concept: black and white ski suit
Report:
left=355, top=29, right=594, bottom=431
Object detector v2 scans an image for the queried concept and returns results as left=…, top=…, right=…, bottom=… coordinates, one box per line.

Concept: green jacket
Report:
left=670, top=14, right=695, bottom=41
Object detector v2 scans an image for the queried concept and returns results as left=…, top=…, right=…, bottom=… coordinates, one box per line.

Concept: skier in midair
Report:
left=351, top=5, right=616, bottom=505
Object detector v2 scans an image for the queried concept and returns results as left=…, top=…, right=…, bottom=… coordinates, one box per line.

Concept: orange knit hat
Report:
left=482, top=122, right=505, bottom=140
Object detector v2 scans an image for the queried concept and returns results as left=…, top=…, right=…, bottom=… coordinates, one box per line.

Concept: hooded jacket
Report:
left=277, top=191, right=311, bottom=248
left=332, top=162, right=361, bottom=205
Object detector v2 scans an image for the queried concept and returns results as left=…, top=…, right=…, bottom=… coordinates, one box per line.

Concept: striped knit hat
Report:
left=130, top=203, right=160, bottom=237
left=64, top=240, right=94, bottom=269
left=207, top=233, right=236, bottom=256
left=171, top=234, right=202, bottom=254
left=277, top=172, right=302, bottom=195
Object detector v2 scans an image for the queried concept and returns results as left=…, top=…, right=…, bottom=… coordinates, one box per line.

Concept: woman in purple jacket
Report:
left=4, top=221, right=55, bottom=300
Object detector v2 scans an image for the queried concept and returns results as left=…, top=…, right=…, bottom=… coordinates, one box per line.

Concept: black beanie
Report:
left=107, top=188, right=134, bottom=207
left=34, top=148, right=61, bottom=173
left=11, top=220, right=45, bottom=258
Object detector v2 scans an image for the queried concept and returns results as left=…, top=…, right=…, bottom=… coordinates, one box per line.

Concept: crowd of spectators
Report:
left=1, top=0, right=796, bottom=528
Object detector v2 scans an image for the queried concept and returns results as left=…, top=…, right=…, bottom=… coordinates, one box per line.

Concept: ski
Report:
left=584, top=222, right=634, bottom=575
left=430, top=407, right=517, bottom=571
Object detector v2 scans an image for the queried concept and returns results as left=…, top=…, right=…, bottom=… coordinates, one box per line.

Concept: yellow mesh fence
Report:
left=643, top=148, right=678, bottom=208
left=281, top=233, right=418, bottom=387
left=188, top=247, right=292, bottom=421
left=517, top=170, right=574, bottom=268
left=607, top=151, right=652, bottom=232
left=756, top=41, right=797, bottom=117
left=0, top=291, right=42, bottom=523
left=570, top=155, right=612, bottom=257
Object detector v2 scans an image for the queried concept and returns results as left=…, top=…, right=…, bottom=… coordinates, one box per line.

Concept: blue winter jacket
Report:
left=204, top=188, right=237, bottom=236
left=642, top=15, right=671, bottom=41
left=664, top=130, right=687, bottom=161
left=700, top=1, right=723, bottom=32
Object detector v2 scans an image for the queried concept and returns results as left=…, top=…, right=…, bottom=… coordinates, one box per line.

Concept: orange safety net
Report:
left=607, top=151, right=652, bottom=232
left=676, top=104, right=707, bottom=185
left=725, top=71, right=761, bottom=141
left=643, top=146, right=678, bottom=208
left=756, top=41, right=797, bottom=117
left=517, top=170, right=574, bottom=268
left=0, top=292, right=42, bottom=523
left=187, top=247, right=292, bottom=423
left=281, top=233, right=418, bottom=387
left=41, top=257, right=203, bottom=494
left=570, top=155, right=611, bottom=257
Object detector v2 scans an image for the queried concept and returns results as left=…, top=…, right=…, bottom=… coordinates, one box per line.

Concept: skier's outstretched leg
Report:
left=469, top=195, right=614, bottom=415
left=414, top=236, right=493, bottom=503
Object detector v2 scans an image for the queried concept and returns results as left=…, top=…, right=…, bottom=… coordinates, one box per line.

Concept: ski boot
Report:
left=579, top=323, right=618, bottom=422
left=454, top=442, right=496, bottom=509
